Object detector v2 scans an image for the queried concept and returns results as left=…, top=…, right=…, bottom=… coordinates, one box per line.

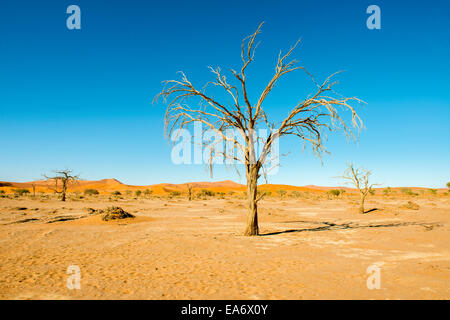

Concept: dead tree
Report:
left=340, top=163, right=376, bottom=214
left=44, top=169, right=80, bottom=202
left=156, top=23, right=363, bottom=235
left=187, top=184, right=193, bottom=201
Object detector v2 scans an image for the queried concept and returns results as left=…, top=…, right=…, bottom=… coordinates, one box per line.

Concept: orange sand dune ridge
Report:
left=0, top=179, right=446, bottom=195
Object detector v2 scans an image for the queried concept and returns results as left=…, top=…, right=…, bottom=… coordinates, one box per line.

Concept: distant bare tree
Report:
left=340, top=163, right=376, bottom=214
left=187, top=184, right=193, bottom=201
left=44, top=169, right=80, bottom=202
left=156, top=23, right=363, bottom=235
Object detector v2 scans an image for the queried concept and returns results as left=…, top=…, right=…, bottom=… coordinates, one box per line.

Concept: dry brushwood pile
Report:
left=87, top=207, right=135, bottom=221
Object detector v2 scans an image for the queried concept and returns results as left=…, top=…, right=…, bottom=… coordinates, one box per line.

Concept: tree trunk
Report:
left=187, top=186, right=192, bottom=201
left=61, top=180, right=67, bottom=202
left=244, top=165, right=259, bottom=236
left=359, top=194, right=365, bottom=214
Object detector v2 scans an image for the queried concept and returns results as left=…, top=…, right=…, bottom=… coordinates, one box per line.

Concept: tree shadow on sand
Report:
left=260, top=220, right=442, bottom=236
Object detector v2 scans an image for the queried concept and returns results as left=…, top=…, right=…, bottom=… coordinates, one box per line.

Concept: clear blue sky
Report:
left=1, top=0, right=449, bottom=188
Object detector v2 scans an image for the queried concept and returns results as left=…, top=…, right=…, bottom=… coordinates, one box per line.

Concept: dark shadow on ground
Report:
left=260, top=220, right=442, bottom=236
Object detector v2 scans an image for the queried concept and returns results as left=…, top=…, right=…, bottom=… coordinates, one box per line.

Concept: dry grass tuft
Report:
left=400, top=201, right=420, bottom=210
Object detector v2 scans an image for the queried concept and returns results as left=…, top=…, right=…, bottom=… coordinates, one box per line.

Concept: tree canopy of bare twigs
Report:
left=43, top=169, right=80, bottom=202
left=155, top=22, right=364, bottom=235
left=340, top=163, right=376, bottom=214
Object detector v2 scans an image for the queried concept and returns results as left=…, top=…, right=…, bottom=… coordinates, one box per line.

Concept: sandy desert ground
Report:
left=0, top=194, right=449, bottom=300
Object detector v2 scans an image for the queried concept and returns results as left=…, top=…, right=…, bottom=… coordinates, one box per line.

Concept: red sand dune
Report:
left=0, top=179, right=446, bottom=195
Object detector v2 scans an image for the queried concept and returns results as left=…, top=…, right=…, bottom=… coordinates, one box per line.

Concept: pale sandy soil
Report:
left=0, top=195, right=449, bottom=299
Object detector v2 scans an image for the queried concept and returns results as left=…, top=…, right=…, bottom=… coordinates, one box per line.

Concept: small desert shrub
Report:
left=369, top=189, right=376, bottom=195
left=328, top=189, right=341, bottom=197
left=0, top=190, right=4, bottom=194
left=276, top=189, right=287, bottom=197
left=111, top=191, right=121, bottom=196
left=84, top=189, right=99, bottom=196
left=216, top=192, right=225, bottom=199
left=199, top=189, right=215, bottom=197
left=258, top=190, right=271, bottom=197
left=401, top=188, right=410, bottom=194
left=228, top=191, right=235, bottom=196
left=428, top=189, right=437, bottom=195
left=401, top=201, right=420, bottom=210
left=401, top=188, right=417, bottom=196
left=169, top=191, right=182, bottom=197
left=290, top=191, right=301, bottom=198
left=14, top=188, right=30, bottom=196
left=125, top=190, right=132, bottom=196
left=135, top=190, right=142, bottom=197
left=144, top=189, right=152, bottom=196
left=383, top=187, right=391, bottom=195
left=302, top=191, right=311, bottom=198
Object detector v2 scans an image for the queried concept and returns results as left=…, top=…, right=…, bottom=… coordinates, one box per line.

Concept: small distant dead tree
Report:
left=44, top=169, right=80, bottom=202
left=155, top=23, right=363, bottom=235
left=340, top=163, right=376, bottom=214
left=187, top=184, right=193, bottom=201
